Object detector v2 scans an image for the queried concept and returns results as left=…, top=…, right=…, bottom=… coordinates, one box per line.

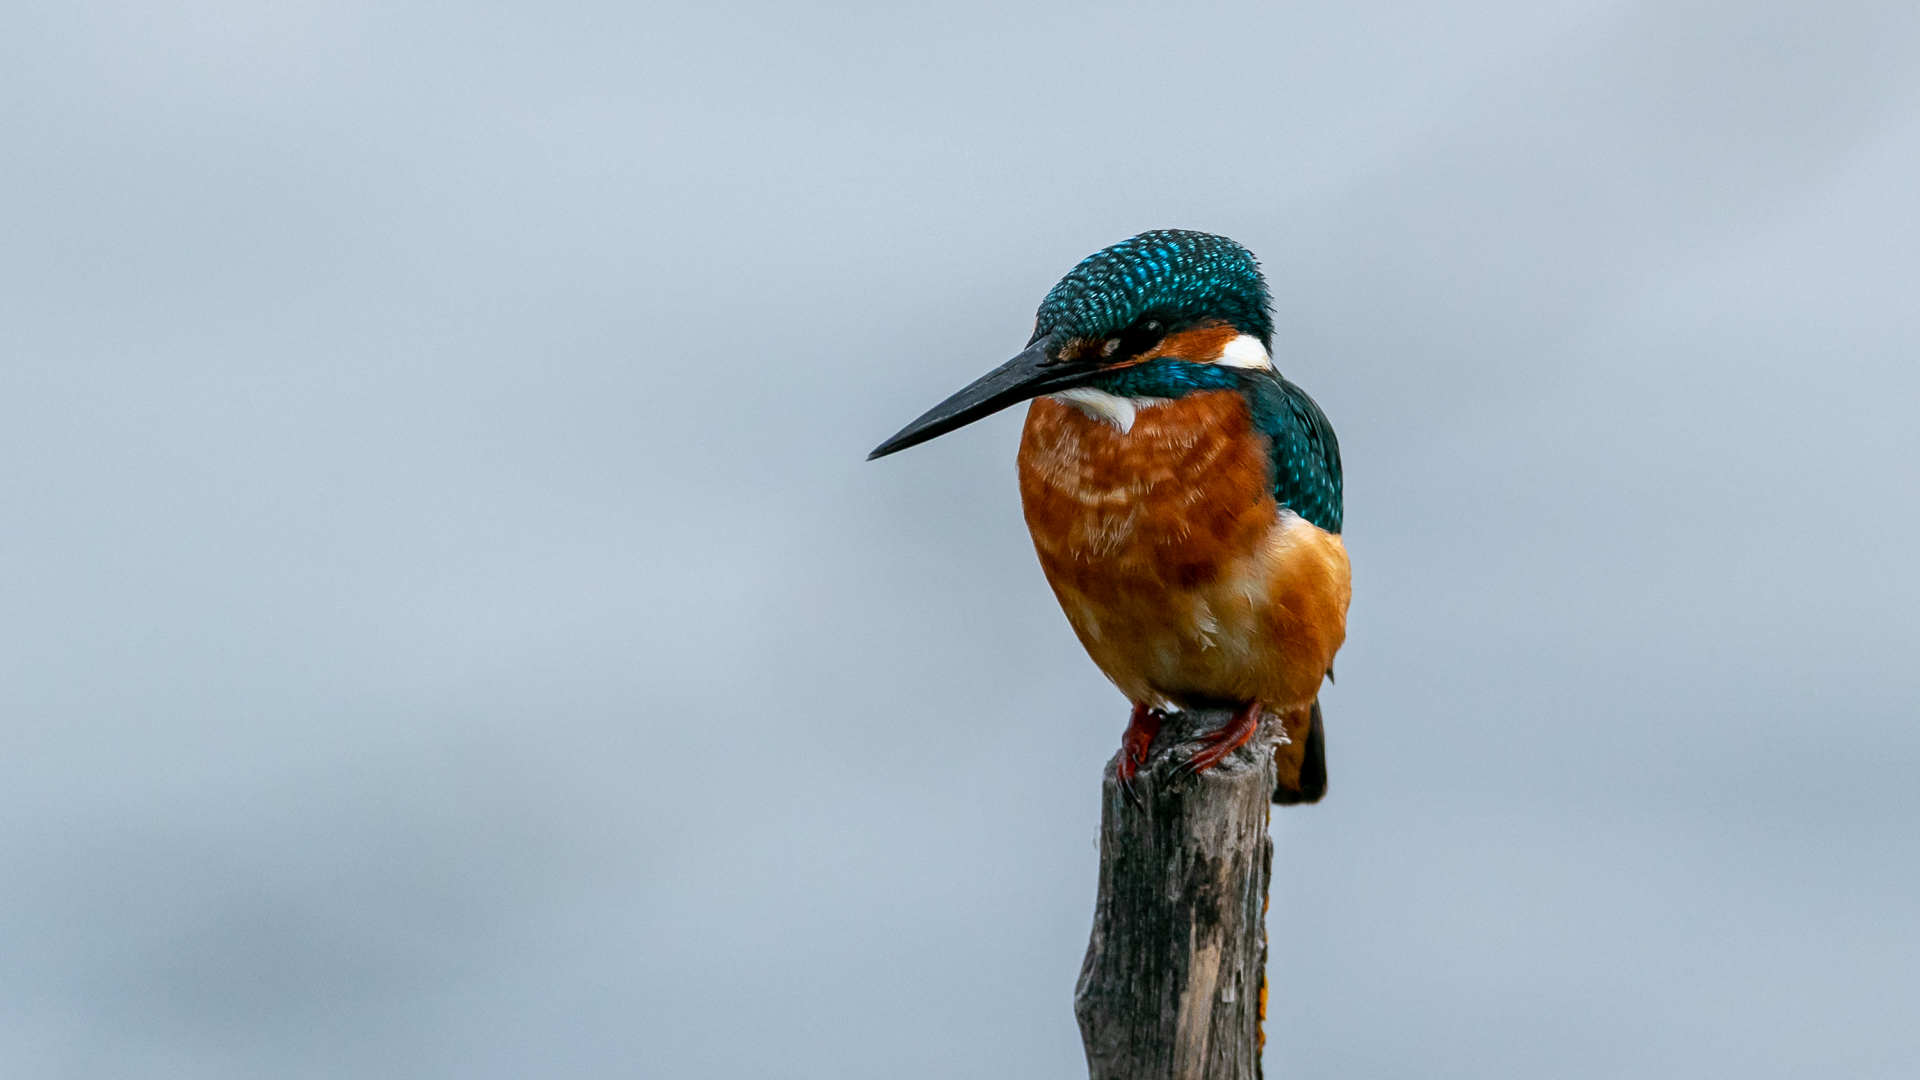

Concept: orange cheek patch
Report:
left=1055, top=321, right=1244, bottom=367
left=1145, top=323, right=1240, bottom=363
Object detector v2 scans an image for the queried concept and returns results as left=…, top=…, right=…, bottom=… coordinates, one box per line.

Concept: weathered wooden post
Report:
left=1075, top=708, right=1279, bottom=1080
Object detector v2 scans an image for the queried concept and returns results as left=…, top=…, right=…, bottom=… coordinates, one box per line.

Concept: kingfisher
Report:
left=869, top=230, right=1349, bottom=804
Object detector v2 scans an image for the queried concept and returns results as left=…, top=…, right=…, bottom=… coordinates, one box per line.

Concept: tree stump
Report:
left=1075, top=708, right=1279, bottom=1080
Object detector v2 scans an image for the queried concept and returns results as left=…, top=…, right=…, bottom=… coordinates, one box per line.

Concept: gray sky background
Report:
left=2, top=1, right=1917, bottom=1076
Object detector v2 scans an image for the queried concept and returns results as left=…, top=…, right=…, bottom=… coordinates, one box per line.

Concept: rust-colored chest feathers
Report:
left=1017, top=390, right=1349, bottom=712
left=1018, top=391, right=1274, bottom=587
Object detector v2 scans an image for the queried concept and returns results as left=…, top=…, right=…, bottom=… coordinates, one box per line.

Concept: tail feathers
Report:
left=1272, top=699, right=1328, bottom=805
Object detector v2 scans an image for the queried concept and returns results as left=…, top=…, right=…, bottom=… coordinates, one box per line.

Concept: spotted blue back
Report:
left=1246, top=373, right=1344, bottom=535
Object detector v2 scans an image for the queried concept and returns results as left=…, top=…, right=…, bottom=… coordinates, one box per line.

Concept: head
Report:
left=869, top=230, right=1275, bottom=459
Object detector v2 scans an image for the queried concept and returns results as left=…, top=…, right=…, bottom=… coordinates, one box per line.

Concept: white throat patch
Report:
left=1216, top=334, right=1274, bottom=370
left=1050, top=387, right=1167, bottom=434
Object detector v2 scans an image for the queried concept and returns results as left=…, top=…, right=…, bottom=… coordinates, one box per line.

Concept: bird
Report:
left=869, top=230, right=1348, bottom=804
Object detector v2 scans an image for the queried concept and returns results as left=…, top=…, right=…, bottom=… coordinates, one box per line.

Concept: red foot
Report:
left=1116, top=702, right=1165, bottom=805
left=1174, top=700, right=1264, bottom=779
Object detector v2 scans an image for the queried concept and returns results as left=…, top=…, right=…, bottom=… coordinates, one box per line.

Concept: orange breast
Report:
left=1017, top=392, right=1349, bottom=710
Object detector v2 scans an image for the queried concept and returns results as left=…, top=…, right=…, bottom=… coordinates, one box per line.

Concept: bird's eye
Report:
left=1112, top=317, right=1168, bottom=359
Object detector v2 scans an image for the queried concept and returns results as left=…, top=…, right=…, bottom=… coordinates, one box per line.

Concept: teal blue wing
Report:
left=1244, top=373, right=1343, bottom=534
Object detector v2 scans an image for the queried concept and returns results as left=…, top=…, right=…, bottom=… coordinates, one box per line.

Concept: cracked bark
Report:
left=1075, top=708, right=1277, bottom=1080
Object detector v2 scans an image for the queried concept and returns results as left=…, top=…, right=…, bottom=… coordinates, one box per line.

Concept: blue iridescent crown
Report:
left=1032, top=230, right=1274, bottom=349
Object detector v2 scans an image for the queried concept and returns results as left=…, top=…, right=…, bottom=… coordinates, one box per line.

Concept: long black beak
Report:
left=868, top=339, right=1095, bottom=460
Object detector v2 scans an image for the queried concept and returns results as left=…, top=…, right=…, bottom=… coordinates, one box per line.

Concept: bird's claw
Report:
left=1170, top=701, right=1264, bottom=781
left=1115, top=703, right=1166, bottom=808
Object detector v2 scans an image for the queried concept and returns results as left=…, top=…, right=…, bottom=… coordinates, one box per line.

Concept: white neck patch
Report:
left=1050, top=387, right=1167, bottom=434
left=1215, top=334, right=1273, bottom=370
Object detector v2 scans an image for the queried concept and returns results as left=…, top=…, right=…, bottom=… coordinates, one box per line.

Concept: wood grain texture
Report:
left=1076, top=707, right=1277, bottom=1080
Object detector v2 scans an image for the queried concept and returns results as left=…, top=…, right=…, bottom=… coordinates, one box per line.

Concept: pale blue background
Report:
left=2, top=1, right=1916, bottom=1076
